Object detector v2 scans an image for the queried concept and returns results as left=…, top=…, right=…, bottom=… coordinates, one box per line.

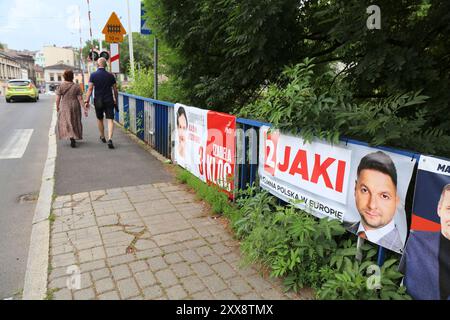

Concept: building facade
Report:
left=0, top=51, right=22, bottom=96
left=35, top=51, right=45, bottom=67
left=6, top=50, right=36, bottom=84
left=44, top=63, right=82, bottom=92
left=43, top=46, right=76, bottom=68
left=34, top=65, right=45, bottom=91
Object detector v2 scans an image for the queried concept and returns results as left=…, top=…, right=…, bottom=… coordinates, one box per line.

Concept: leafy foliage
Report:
left=144, top=0, right=450, bottom=138
left=239, top=59, right=450, bottom=156
left=234, top=190, right=346, bottom=291
left=125, top=67, right=154, bottom=98
left=318, top=241, right=411, bottom=300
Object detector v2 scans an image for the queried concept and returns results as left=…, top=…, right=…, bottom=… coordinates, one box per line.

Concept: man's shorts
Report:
left=94, top=98, right=115, bottom=120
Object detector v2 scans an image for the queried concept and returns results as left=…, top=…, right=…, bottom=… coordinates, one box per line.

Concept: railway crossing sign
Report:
left=102, top=12, right=126, bottom=43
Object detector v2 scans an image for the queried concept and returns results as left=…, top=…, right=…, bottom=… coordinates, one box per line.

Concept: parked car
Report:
left=5, top=79, right=39, bottom=103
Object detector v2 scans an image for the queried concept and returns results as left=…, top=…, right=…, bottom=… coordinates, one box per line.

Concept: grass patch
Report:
left=48, top=211, right=56, bottom=224
left=44, top=288, right=60, bottom=300
left=48, top=261, right=53, bottom=276
left=175, top=167, right=235, bottom=216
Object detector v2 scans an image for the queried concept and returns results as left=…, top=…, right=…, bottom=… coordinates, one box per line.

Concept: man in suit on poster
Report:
left=346, top=151, right=404, bottom=253
left=400, top=184, right=450, bottom=300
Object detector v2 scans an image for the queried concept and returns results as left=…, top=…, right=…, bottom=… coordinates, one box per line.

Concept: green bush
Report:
left=317, top=240, right=411, bottom=300
left=125, top=67, right=188, bottom=104
left=126, top=67, right=154, bottom=98
left=234, top=191, right=346, bottom=291
left=238, top=58, right=450, bottom=157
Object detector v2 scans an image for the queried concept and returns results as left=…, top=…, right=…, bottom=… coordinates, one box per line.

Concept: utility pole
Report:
left=78, top=5, right=85, bottom=91
left=127, top=0, right=135, bottom=78
left=154, top=36, right=158, bottom=100
left=87, top=0, right=95, bottom=74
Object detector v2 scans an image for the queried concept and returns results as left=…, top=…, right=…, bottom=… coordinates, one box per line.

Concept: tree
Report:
left=144, top=0, right=450, bottom=133
left=119, top=33, right=154, bottom=73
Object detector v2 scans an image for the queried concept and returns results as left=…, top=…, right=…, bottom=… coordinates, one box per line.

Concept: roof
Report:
left=0, top=50, right=18, bottom=61
left=4, top=49, right=34, bottom=60
left=44, top=63, right=81, bottom=72
left=34, top=65, right=44, bottom=72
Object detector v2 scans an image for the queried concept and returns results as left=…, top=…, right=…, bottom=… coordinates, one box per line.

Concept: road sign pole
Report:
left=154, top=37, right=158, bottom=100
left=127, top=0, right=135, bottom=79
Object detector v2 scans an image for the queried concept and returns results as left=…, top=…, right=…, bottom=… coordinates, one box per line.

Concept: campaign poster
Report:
left=205, top=111, right=236, bottom=197
left=174, top=103, right=207, bottom=182
left=174, top=103, right=236, bottom=196
left=400, top=156, right=450, bottom=300
left=259, top=126, right=416, bottom=254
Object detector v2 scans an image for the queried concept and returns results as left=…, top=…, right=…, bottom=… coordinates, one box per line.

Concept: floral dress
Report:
left=56, top=82, right=83, bottom=140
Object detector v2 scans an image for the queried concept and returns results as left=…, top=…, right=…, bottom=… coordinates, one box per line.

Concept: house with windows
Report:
left=0, top=50, right=22, bottom=96
left=44, top=63, right=82, bottom=92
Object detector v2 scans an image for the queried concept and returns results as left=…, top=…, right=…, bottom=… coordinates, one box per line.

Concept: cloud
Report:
left=0, top=0, right=62, bottom=36
left=66, top=5, right=89, bottom=33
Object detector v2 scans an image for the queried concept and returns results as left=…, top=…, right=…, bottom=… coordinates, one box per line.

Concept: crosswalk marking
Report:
left=0, top=129, right=34, bottom=159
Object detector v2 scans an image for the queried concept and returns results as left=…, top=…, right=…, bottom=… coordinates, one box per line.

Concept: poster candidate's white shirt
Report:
left=357, top=218, right=396, bottom=243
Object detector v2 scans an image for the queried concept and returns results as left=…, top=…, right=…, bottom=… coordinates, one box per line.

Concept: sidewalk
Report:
left=47, top=111, right=302, bottom=300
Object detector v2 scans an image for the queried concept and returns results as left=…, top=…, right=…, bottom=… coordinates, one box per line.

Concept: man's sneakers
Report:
left=101, top=136, right=114, bottom=149
left=107, top=139, right=115, bottom=149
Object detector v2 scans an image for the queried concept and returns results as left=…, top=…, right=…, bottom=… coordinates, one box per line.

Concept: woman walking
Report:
left=56, top=70, right=86, bottom=148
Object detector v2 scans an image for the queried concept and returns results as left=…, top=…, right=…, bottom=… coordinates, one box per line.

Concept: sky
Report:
left=0, top=0, right=142, bottom=52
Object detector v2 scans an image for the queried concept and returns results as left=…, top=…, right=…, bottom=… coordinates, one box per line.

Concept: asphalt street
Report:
left=0, top=94, right=53, bottom=299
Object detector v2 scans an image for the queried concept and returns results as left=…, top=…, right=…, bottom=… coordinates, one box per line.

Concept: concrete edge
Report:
left=22, top=103, right=57, bottom=300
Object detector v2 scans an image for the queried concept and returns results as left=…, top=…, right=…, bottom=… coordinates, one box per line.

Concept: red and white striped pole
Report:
left=110, top=43, right=120, bottom=74
left=87, top=0, right=95, bottom=72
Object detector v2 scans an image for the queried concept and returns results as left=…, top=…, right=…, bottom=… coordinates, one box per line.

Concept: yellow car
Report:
left=6, top=79, right=39, bottom=103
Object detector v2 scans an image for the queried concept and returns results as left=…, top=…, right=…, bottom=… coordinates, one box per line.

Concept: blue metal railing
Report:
left=136, top=99, right=145, bottom=141
left=118, top=93, right=174, bottom=158
left=236, top=118, right=271, bottom=190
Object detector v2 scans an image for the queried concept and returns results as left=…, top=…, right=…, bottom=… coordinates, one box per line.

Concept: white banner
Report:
left=174, top=103, right=208, bottom=182
left=259, top=127, right=416, bottom=253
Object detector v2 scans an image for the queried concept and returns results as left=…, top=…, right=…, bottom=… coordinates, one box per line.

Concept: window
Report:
left=8, top=80, right=30, bottom=87
left=50, top=73, right=54, bottom=82
left=58, top=74, right=62, bottom=82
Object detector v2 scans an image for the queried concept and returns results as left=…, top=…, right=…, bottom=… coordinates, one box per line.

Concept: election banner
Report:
left=174, top=103, right=207, bottom=181
left=259, top=127, right=416, bottom=253
left=205, top=111, right=236, bottom=195
left=400, top=156, right=450, bottom=300
left=174, top=103, right=236, bottom=197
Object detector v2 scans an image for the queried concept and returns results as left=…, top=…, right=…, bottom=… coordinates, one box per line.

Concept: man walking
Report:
left=84, top=57, right=119, bottom=149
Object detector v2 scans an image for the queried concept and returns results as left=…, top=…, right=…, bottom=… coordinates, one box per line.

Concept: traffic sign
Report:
left=88, top=50, right=99, bottom=62
left=141, top=2, right=152, bottom=35
left=102, top=12, right=127, bottom=43
left=99, top=51, right=110, bottom=61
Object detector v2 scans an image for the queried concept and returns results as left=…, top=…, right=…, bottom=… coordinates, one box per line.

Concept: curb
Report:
left=22, top=103, right=57, bottom=300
